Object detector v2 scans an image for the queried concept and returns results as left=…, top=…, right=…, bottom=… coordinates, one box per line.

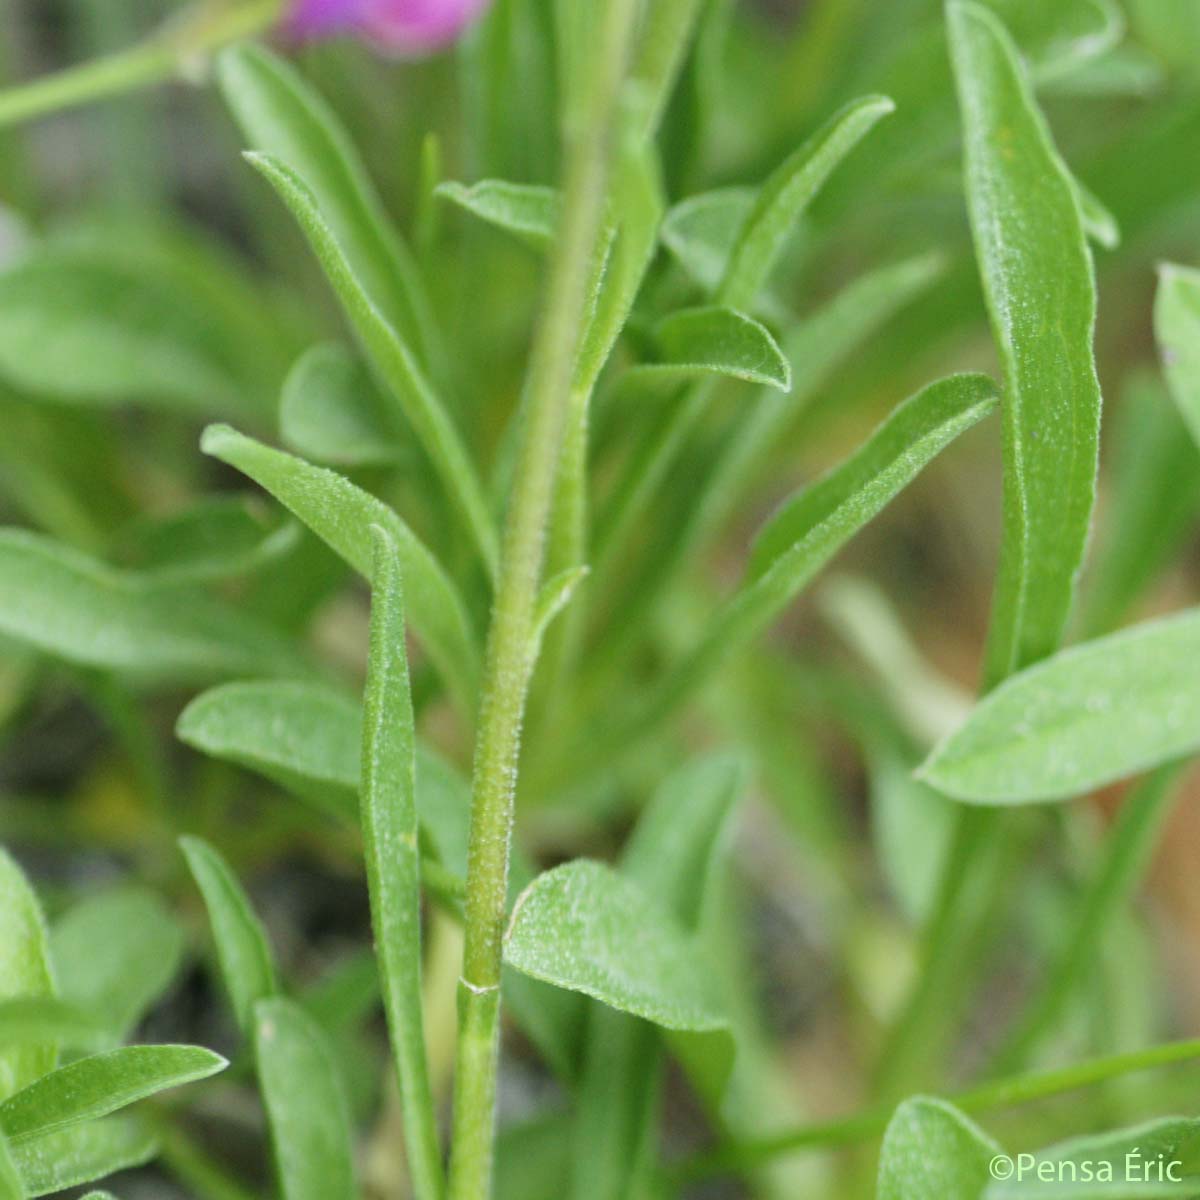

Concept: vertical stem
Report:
left=446, top=1, right=642, bottom=1196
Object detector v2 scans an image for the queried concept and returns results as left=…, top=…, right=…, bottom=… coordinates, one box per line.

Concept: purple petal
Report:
left=285, top=0, right=366, bottom=39
left=357, top=0, right=492, bottom=52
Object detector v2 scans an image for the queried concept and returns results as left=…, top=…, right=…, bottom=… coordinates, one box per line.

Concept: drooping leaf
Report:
left=179, top=837, right=277, bottom=1037
left=436, top=179, right=560, bottom=248
left=0, top=998, right=106, bottom=1055
left=0, top=1045, right=226, bottom=1144
left=200, top=426, right=478, bottom=711
left=948, top=0, right=1102, bottom=683
left=10, top=1117, right=156, bottom=1198
left=1155, top=262, right=1200, bottom=449
left=0, top=529, right=308, bottom=683
left=919, top=608, right=1200, bottom=803
left=51, top=886, right=184, bottom=1041
left=878, top=1096, right=1002, bottom=1200
left=360, top=527, right=441, bottom=1200
left=114, top=496, right=300, bottom=587
left=660, top=187, right=755, bottom=293
left=504, top=860, right=727, bottom=1033
left=280, top=343, right=400, bottom=468
left=0, top=849, right=55, bottom=1101
left=243, top=152, right=498, bottom=579
left=254, top=996, right=359, bottom=1200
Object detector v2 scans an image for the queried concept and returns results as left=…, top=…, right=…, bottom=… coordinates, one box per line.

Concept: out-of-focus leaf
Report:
left=948, top=0, right=1102, bottom=683
left=531, top=567, right=589, bottom=660
left=660, top=187, right=754, bottom=292
left=0, top=1133, right=19, bottom=1200
left=254, top=996, right=359, bottom=1200
left=0, top=849, right=55, bottom=1101
left=11, top=1117, right=156, bottom=1197
left=0, top=999, right=106, bottom=1055
left=436, top=179, right=559, bottom=248
left=114, top=496, right=299, bottom=587
left=1156, top=263, right=1200, bottom=448
left=983, top=0, right=1125, bottom=81
left=244, top=152, right=498, bottom=579
left=280, top=344, right=400, bottom=468
left=0, top=529, right=308, bottom=682
left=878, top=1096, right=1002, bottom=1200
left=1071, top=176, right=1120, bottom=250
left=217, top=44, right=436, bottom=369
left=51, top=886, right=184, bottom=1041
left=919, top=608, right=1200, bottom=803
left=496, top=1112, right=572, bottom=1200
left=200, top=426, right=478, bottom=711
left=0, top=1045, right=226, bottom=1144
left=360, top=528, right=441, bottom=1200
left=180, top=837, right=277, bottom=1037
left=504, top=860, right=727, bottom=1034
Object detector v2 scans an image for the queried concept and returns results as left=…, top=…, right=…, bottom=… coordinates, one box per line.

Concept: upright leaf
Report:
left=436, top=180, right=560, bottom=248
left=1156, top=263, right=1200, bottom=449
left=360, top=527, right=442, bottom=1200
left=10, top=1117, right=156, bottom=1198
left=878, top=1096, right=1002, bottom=1200
left=919, top=608, right=1200, bottom=803
left=0, top=849, right=55, bottom=1101
left=254, top=996, right=359, bottom=1200
left=179, top=837, right=277, bottom=1037
left=660, top=188, right=755, bottom=293
left=948, top=0, right=1102, bottom=682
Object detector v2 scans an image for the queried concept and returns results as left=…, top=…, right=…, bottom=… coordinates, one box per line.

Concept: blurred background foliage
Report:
left=1, top=1, right=1199, bottom=1197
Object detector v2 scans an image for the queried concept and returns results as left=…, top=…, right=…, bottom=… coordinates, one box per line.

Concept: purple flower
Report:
left=286, top=0, right=490, bottom=53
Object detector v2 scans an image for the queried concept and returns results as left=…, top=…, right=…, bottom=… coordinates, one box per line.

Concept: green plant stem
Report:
left=680, top=1037, right=1200, bottom=1181
left=445, top=0, right=642, bottom=1195
left=0, top=0, right=283, bottom=130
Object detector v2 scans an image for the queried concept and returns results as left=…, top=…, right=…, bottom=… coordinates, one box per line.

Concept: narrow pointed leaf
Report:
left=660, top=188, right=755, bottom=293
left=200, top=425, right=478, bottom=711
left=254, top=996, right=359, bottom=1200
left=718, top=95, right=895, bottom=308
left=243, top=152, right=497, bottom=578
left=0, top=1045, right=226, bottom=1144
left=361, top=527, right=442, bottom=1200
left=180, top=837, right=277, bottom=1037
left=920, top=608, right=1200, bottom=804
left=436, top=180, right=560, bottom=248
left=0, top=849, right=55, bottom=1101
left=0, top=529, right=307, bottom=682
left=1155, top=262, right=1200, bottom=448
left=531, top=566, right=589, bottom=658
left=281, top=343, right=400, bottom=467
left=11, top=1117, right=156, bottom=1198
left=878, top=1096, right=1002, bottom=1200
left=948, top=0, right=1102, bottom=682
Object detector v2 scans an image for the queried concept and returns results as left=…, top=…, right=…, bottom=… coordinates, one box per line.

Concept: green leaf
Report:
left=0, top=849, right=55, bottom=1102
left=919, top=608, right=1200, bottom=803
left=79, top=1192, right=119, bottom=1200
left=51, top=886, right=184, bottom=1041
left=243, top=152, right=498, bottom=580
left=0, top=998, right=106, bottom=1055
left=878, top=1096, right=1002, bottom=1200
left=0, top=529, right=308, bottom=683
left=436, top=179, right=560, bottom=248
left=0, top=1133, right=20, bottom=1200
left=630, top=307, right=791, bottom=391
left=217, top=43, right=436, bottom=370
left=114, top=496, right=299, bottom=587
left=531, top=567, right=589, bottom=660
left=1071, top=176, right=1120, bottom=250
left=199, top=425, right=478, bottom=712
left=1156, top=263, right=1200, bottom=449
left=179, top=837, right=277, bottom=1037
left=948, top=0, right=1102, bottom=682
left=660, top=187, right=755, bottom=293
left=718, top=95, right=895, bottom=309
left=11, top=1117, right=156, bottom=1198
left=983, top=0, right=1126, bottom=82
left=0, top=1045, right=226, bottom=1144
left=0, top=252, right=261, bottom=418
left=504, top=860, right=727, bottom=1033
left=280, top=344, right=400, bottom=468
left=360, top=527, right=441, bottom=1200
left=254, top=996, right=359, bottom=1200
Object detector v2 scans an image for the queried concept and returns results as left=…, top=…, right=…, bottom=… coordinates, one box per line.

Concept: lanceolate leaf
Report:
left=254, top=996, right=359, bottom=1200
left=200, top=425, right=478, bottom=712
left=919, top=608, right=1200, bottom=803
left=10, top=1117, right=156, bottom=1198
left=244, top=152, right=498, bottom=579
left=0, top=1045, right=226, bottom=1144
left=436, top=179, right=560, bottom=248
left=1155, top=262, right=1200, bottom=448
left=0, top=849, right=55, bottom=1101
left=361, top=528, right=442, bottom=1200
left=0, top=529, right=308, bottom=682
left=179, top=837, right=277, bottom=1037
left=948, top=0, right=1102, bottom=683
left=878, top=1096, right=1002, bottom=1200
